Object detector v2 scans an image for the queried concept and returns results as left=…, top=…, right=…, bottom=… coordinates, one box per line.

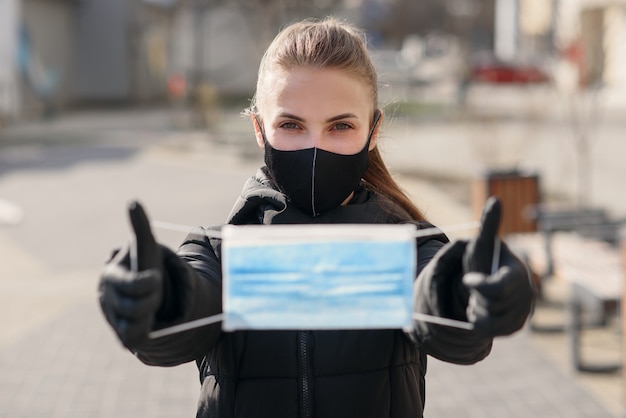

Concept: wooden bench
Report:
left=506, top=206, right=624, bottom=373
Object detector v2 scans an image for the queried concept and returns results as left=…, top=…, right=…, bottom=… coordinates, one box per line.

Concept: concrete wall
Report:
left=20, top=0, right=75, bottom=112
left=169, top=4, right=261, bottom=97
left=384, top=86, right=626, bottom=217
left=0, top=0, right=19, bottom=119
left=603, top=5, right=626, bottom=86
left=129, top=4, right=173, bottom=103
left=73, top=0, right=130, bottom=101
left=581, top=7, right=605, bottom=84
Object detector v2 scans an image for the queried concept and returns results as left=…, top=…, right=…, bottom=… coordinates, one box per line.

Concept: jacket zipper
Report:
left=298, top=331, right=312, bottom=418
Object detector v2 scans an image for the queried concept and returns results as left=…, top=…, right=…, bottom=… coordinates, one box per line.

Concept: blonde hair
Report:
left=251, top=17, right=425, bottom=221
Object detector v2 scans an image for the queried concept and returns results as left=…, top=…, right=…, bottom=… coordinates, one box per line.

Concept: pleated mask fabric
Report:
left=221, top=224, right=416, bottom=332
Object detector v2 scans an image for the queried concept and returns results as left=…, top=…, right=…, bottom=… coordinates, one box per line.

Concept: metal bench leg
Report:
left=569, top=289, right=621, bottom=373
left=569, top=295, right=583, bottom=372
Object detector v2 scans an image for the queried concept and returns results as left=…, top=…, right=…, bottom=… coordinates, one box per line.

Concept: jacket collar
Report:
left=226, top=167, right=407, bottom=225
left=225, top=167, right=449, bottom=246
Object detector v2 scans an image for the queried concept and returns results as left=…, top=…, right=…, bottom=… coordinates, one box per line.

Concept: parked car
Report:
left=470, top=52, right=550, bottom=84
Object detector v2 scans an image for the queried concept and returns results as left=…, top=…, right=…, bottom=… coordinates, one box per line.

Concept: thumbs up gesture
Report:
left=462, top=197, right=534, bottom=336
left=98, top=201, right=165, bottom=349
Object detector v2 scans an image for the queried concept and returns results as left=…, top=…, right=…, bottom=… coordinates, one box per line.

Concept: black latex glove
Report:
left=462, top=197, right=534, bottom=336
left=98, top=201, right=165, bottom=349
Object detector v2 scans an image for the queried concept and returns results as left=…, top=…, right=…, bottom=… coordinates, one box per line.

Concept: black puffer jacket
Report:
left=134, top=168, right=493, bottom=418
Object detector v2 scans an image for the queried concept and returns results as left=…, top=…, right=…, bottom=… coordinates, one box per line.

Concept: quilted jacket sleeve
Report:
left=409, top=239, right=493, bottom=365
left=134, top=227, right=223, bottom=366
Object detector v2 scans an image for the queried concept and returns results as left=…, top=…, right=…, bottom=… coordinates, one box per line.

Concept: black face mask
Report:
left=259, top=110, right=381, bottom=217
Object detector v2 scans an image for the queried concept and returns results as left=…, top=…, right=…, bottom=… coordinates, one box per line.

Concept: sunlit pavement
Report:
left=0, top=105, right=621, bottom=417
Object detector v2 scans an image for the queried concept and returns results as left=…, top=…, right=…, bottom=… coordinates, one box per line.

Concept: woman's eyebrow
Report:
left=326, top=113, right=358, bottom=123
left=277, top=113, right=358, bottom=123
left=277, top=112, right=305, bottom=122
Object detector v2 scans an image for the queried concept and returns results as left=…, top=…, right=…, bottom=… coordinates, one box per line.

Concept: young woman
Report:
left=99, top=17, right=533, bottom=418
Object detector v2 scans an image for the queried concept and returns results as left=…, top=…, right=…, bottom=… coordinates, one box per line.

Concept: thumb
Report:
left=464, top=196, right=501, bottom=274
left=128, top=200, right=160, bottom=271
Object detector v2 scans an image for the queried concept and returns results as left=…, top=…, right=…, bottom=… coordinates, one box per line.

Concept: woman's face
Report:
left=254, top=67, right=381, bottom=155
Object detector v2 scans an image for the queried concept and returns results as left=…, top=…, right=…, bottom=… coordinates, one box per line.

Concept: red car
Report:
left=470, top=53, right=550, bottom=84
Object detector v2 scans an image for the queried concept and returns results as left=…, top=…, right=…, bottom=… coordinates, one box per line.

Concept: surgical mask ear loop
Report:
left=254, top=113, right=268, bottom=145
left=254, top=114, right=268, bottom=145
left=367, top=109, right=382, bottom=146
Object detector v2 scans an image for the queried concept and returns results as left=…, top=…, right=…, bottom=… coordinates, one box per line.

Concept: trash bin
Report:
left=472, top=169, right=540, bottom=235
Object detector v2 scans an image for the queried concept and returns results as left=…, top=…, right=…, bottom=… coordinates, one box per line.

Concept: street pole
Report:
left=192, top=0, right=205, bottom=127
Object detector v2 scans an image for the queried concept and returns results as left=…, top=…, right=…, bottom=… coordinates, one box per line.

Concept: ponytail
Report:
left=363, top=148, right=426, bottom=221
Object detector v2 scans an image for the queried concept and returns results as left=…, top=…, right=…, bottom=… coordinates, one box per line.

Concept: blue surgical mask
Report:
left=221, top=223, right=416, bottom=331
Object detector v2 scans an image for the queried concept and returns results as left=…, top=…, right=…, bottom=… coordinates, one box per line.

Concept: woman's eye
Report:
left=279, top=122, right=300, bottom=130
left=333, top=123, right=352, bottom=131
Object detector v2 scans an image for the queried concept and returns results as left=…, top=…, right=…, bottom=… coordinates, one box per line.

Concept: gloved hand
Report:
left=98, top=201, right=165, bottom=349
left=462, top=196, right=534, bottom=336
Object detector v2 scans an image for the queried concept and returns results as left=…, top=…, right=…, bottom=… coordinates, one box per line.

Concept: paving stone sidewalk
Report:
left=0, top=293, right=616, bottom=417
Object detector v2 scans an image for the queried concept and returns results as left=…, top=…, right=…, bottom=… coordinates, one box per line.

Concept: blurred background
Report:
left=1, top=0, right=625, bottom=210
left=0, top=0, right=625, bottom=417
